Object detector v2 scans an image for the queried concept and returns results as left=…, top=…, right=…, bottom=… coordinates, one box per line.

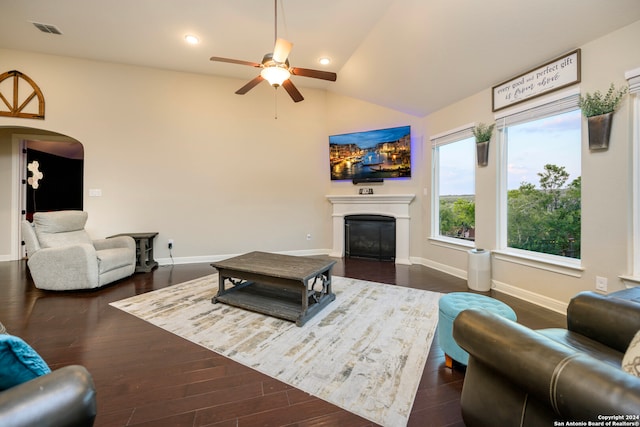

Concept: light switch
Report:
left=89, top=189, right=102, bottom=197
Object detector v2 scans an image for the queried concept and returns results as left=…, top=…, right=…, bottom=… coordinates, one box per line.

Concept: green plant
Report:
left=472, top=122, right=495, bottom=143
left=578, top=83, right=628, bottom=117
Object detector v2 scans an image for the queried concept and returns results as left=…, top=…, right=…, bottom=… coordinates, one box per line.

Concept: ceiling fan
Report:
left=210, top=0, right=337, bottom=103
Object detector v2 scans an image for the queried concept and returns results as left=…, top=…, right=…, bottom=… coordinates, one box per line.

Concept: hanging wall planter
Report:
left=579, top=83, right=628, bottom=151
left=587, top=112, right=613, bottom=150
left=472, top=122, right=495, bottom=167
left=476, top=141, right=490, bottom=167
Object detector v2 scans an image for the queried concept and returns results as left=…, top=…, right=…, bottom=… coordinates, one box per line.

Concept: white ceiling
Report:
left=1, top=0, right=640, bottom=117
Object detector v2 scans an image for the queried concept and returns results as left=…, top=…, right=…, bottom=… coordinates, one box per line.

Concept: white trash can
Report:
left=467, top=248, right=491, bottom=291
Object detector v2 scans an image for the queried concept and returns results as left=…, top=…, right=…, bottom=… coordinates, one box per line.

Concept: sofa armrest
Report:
left=27, top=244, right=99, bottom=290
left=0, top=365, right=97, bottom=427
left=567, top=291, right=640, bottom=352
left=93, top=236, right=135, bottom=252
left=21, top=220, right=40, bottom=257
left=453, top=309, right=640, bottom=420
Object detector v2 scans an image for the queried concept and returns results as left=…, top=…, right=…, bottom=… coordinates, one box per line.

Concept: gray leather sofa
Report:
left=22, top=211, right=136, bottom=290
left=0, top=365, right=96, bottom=427
left=453, top=291, right=640, bottom=426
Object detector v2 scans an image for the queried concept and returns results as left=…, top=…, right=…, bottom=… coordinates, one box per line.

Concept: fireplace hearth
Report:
left=345, top=215, right=396, bottom=261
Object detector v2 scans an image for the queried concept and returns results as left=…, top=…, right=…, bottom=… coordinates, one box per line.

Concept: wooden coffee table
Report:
left=211, top=251, right=336, bottom=326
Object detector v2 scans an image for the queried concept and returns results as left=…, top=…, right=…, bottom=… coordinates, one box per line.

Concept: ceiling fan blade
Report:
left=290, top=67, right=337, bottom=82
left=272, top=38, right=293, bottom=63
left=210, top=57, right=261, bottom=68
left=282, top=79, right=304, bottom=103
left=235, top=75, right=265, bottom=95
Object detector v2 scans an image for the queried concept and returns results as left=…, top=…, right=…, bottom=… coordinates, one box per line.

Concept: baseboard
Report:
left=157, top=249, right=333, bottom=266
left=410, top=256, right=467, bottom=280
left=410, top=256, right=567, bottom=314
left=491, top=279, right=567, bottom=314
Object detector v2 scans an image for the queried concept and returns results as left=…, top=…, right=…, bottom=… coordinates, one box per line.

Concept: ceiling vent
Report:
left=31, top=22, right=63, bottom=35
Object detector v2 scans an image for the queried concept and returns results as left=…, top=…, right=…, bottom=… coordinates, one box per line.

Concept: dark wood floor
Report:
left=0, top=257, right=566, bottom=426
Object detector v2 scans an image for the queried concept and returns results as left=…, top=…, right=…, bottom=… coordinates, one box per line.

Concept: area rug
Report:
left=110, top=274, right=441, bottom=426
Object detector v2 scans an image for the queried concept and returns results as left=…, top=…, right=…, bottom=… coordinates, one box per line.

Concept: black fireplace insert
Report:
left=344, top=214, right=396, bottom=261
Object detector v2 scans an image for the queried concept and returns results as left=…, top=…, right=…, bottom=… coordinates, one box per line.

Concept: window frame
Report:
left=430, top=123, right=476, bottom=248
left=494, top=87, right=584, bottom=276
left=622, top=68, right=640, bottom=287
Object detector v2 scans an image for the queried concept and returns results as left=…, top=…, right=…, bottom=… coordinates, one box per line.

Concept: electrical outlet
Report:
left=306, top=233, right=312, bottom=240
left=168, top=239, right=174, bottom=250
left=595, top=276, right=608, bottom=292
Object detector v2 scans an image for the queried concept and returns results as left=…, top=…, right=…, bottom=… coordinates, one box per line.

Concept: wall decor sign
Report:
left=492, top=49, right=580, bottom=112
left=0, top=70, right=45, bottom=119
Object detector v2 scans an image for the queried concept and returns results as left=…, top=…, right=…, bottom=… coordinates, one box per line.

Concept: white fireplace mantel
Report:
left=326, top=194, right=415, bottom=265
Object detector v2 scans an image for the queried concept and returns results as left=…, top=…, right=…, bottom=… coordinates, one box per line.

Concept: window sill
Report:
left=619, top=275, right=640, bottom=288
left=492, top=249, right=583, bottom=278
left=428, top=236, right=475, bottom=252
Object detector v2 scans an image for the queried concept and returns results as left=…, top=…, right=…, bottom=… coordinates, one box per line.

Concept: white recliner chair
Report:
left=21, top=211, right=136, bottom=290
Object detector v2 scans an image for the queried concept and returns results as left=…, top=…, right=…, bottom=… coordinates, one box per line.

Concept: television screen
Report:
left=329, top=125, right=411, bottom=181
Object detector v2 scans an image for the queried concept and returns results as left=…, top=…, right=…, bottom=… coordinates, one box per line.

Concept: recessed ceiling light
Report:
left=318, top=57, right=331, bottom=65
left=184, top=35, right=200, bottom=45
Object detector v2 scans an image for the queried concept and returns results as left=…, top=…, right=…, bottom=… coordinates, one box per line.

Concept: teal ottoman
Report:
left=438, top=292, right=517, bottom=368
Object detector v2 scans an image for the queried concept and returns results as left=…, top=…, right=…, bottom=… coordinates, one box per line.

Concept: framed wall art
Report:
left=492, top=49, right=581, bottom=112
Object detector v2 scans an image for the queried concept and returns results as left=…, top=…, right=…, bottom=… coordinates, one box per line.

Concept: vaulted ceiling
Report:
left=1, top=0, right=640, bottom=117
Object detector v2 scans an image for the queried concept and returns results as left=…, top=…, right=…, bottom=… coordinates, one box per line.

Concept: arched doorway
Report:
left=24, top=138, right=84, bottom=220
left=0, top=126, right=84, bottom=261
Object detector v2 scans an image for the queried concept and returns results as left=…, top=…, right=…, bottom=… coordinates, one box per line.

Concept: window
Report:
left=432, top=127, right=475, bottom=242
left=498, top=93, right=581, bottom=259
left=626, top=68, right=640, bottom=283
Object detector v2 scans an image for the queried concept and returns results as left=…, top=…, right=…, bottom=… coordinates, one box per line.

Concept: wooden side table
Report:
left=109, top=232, right=158, bottom=273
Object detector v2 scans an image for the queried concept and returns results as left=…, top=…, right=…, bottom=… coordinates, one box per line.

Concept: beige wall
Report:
left=0, top=48, right=420, bottom=263
left=2, top=18, right=639, bottom=310
left=0, top=131, right=12, bottom=258
left=422, top=19, right=640, bottom=308
left=325, top=93, right=425, bottom=256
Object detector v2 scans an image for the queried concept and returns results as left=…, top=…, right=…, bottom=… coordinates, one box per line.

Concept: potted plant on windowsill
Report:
left=578, top=83, right=628, bottom=150
left=472, top=122, right=495, bottom=167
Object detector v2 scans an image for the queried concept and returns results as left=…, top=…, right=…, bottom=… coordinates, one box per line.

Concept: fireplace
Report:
left=326, top=194, right=415, bottom=265
left=345, top=215, right=396, bottom=261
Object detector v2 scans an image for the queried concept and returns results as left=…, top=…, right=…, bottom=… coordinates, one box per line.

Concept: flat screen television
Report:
left=329, top=125, right=411, bottom=181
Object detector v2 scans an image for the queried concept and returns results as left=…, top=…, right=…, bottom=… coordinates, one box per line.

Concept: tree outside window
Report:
left=434, top=135, right=476, bottom=241
left=503, top=109, right=581, bottom=258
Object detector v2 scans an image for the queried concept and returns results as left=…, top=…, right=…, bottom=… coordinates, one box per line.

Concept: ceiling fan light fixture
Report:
left=209, top=0, right=336, bottom=103
left=261, top=66, right=291, bottom=87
